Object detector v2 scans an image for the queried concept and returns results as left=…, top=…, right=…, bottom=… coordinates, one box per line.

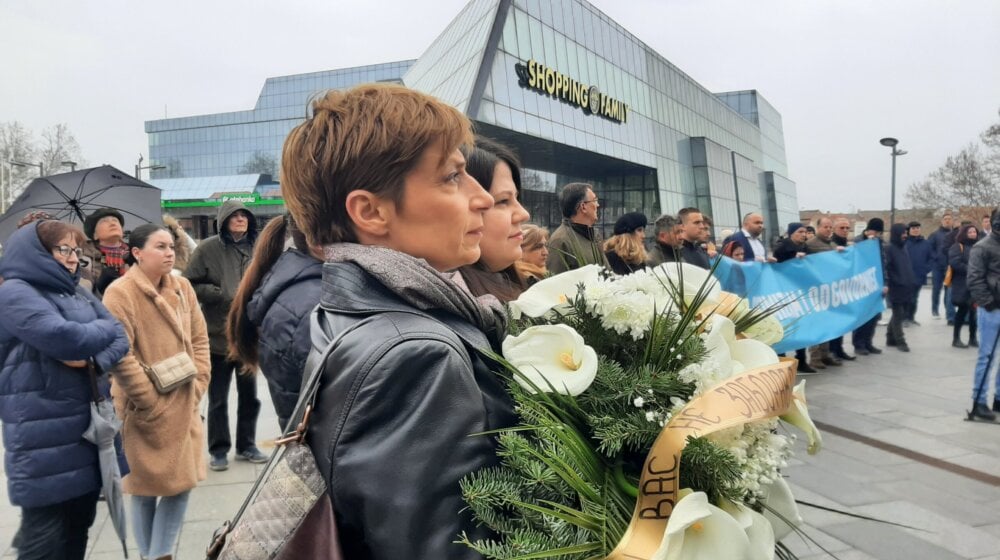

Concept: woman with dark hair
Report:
left=950, top=223, right=980, bottom=348
left=459, top=136, right=531, bottom=302
left=0, top=220, right=129, bottom=559
left=227, top=213, right=322, bottom=428
left=102, top=224, right=211, bottom=560
left=604, top=211, right=648, bottom=275
left=722, top=240, right=746, bottom=261
left=280, top=83, right=516, bottom=559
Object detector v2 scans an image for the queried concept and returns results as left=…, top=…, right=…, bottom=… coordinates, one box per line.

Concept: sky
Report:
left=2, top=0, right=998, bottom=212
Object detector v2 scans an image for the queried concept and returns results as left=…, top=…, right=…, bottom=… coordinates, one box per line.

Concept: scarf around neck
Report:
left=99, top=243, right=129, bottom=276
left=323, top=243, right=507, bottom=338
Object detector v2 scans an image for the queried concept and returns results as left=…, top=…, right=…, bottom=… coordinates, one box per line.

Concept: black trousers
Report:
left=208, top=354, right=261, bottom=457
left=17, top=491, right=100, bottom=560
left=829, top=335, right=846, bottom=356
left=955, top=303, right=979, bottom=341
left=853, top=313, right=880, bottom=350
left=886, top=302, right=907, bottom=346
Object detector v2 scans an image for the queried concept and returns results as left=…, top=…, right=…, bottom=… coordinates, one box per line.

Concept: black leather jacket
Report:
left=306, top=262, right=517, bottom=559
left=968, top=232, right=1000, bottom=310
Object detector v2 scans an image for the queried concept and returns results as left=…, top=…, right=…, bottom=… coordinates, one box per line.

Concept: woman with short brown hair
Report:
left=281, top=84, right=516, bottom=559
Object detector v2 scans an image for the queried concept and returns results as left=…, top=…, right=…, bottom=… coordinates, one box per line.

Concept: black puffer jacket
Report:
left=886, top=224, right=916, bottom=304
left=968, top=231, right=1000, bottom=310
left=307, top=262, right=517, bottom=560
left=949, top=238, right=975, bottom=306
left=245, top=249, right=322, bottom=429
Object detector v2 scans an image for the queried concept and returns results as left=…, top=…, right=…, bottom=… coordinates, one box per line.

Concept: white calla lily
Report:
left=742, top=315, right=785, bottom=346
left=703, top=314, right=738, bottom=375
left=731, top=338, right=780, bottom=371
left=507, top=264, right=603, bottom=318
left=652, top=490, right=752, bottom=560
left=780, top=380, right=823, bottom=454
left=720, top=499, right=776, bottom=560
left=759, top=476, right=802, bottom=541
left=502, top=324, right=598, bottom=396
left=652, top=262, right=722, bottom=308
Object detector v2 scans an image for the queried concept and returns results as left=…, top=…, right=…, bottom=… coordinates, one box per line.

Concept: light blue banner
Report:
left=713, top=239, right=885, bottom=354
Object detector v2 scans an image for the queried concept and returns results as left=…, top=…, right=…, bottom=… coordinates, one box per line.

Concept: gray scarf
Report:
left=323, top=243, right=506, bottom=337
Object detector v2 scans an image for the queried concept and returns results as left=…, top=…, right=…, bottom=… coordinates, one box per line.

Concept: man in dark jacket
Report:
left=828, top=218, right=855, bottom=360
left=885, top=224, right=915, bottom=352
left=646, top=213, right=682, bottom=266
left=546, top=183, right=607, bottom=274
left=904, top=221, right=933, bottom=325
left=725, top=212, right=768, bottom=262
left=185, top=200, right=265, bottom=470
left=774, top=222, right=817, bottom=372
left=678, top=207, right=711, bottom=269
left=927, top=212, right=954, bottom=320
left=966, top=209, right=1000, bottom=420
left=853, top=218, right=889, bottom=356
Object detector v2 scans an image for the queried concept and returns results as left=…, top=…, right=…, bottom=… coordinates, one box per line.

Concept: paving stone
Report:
left=823, top=520, right=966, bottom=560
left=853, top=500, right=1000, bottom=559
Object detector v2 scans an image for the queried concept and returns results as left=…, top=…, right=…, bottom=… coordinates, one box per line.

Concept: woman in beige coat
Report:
left=103, top=224, right=210, bottom=560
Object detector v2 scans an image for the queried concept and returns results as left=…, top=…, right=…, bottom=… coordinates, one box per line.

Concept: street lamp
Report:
left=61, top=160, right=78, bottom=172
left=879, top=138, right=908, bottom=227
left=135, top=154, right=166, bottom=180
left=10, top=160, right=44, bottom=176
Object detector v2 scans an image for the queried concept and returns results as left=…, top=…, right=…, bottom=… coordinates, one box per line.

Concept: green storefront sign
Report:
left=161, top=192, right=285, bottom=208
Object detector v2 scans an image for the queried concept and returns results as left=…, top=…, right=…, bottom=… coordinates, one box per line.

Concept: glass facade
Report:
left=145, top=61, right=413, bottom=181
left=145, top=0, right=798, bottom=239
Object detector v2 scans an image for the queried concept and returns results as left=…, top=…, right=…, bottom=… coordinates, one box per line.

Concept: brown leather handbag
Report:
left=205, top=324, right=356, bottom=560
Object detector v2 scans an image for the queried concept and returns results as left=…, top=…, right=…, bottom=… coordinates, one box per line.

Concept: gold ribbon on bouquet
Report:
left=606, top=357, right=799, bottom=560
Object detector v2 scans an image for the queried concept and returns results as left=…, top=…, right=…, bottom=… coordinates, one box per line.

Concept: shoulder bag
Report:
left=205, top=319, right=357, bottom=560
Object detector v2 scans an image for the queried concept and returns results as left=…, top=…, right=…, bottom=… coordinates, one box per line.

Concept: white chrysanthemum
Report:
left=594, top=290, right=655, bottom=339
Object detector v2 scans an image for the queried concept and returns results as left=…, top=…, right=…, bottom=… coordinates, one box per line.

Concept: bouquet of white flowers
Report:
left=460, top=263, right=820, bottom=560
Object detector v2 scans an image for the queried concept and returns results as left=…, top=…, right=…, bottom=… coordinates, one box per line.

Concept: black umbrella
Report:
left=0, top=165, right=162, bottom=244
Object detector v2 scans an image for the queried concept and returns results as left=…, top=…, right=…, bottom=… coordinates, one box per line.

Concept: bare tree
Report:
left=238, top=151, right=277, bottom=176
left=38, top=124, right=85, bottom=175
left=0, top=121, right=38, bottom=209
left=906, top=109, right=1000, bottom=209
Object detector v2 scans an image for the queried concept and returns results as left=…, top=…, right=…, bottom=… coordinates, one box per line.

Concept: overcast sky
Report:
left=2, top=0, right=998, bottom=212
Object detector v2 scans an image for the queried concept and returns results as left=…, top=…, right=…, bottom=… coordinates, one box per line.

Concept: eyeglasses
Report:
left=55, top=245, right=83, bottom=258
left=581, top=198, right=600, bottom=206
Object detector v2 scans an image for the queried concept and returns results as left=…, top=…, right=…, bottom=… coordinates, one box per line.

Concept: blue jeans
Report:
left=931, top=266, right=946, bottom=315
left=972, top=307, right=1000, bottom=404
left=131, top=490, right=191, bottom=559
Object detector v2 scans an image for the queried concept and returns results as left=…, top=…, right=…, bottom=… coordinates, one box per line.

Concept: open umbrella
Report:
left=83, top=364, right=129, bottom=558
left=0, top=165, right=161, bottom=245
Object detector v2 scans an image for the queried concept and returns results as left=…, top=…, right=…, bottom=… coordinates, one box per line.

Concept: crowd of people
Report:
left=2, top=83, right=1000, bottom=559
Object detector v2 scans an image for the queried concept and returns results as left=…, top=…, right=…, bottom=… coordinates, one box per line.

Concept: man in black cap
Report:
left=81, top=207, right=129, bottom=298
left=852, top=218, right=889, bottom=355
left=904, top=221, right=932, bottom=326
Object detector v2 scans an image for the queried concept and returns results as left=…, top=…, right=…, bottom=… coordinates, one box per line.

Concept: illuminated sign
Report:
left=514, top=59, right=629, bottom=124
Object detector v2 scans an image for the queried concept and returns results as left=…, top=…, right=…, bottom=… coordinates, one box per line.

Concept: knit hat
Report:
left=84, top=208, right=125, bottom=240
left=865, top=217, right=884, bottom=233
left=786, top=222, right=805, bottom=237
left=613, top=212, right=648, bottom=235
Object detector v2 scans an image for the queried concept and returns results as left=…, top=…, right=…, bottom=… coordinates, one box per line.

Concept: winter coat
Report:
left=245, top=249, right=322, bottom=429
left=0, top=223, right=130, bottom=508
left=81, top=239, right=130, bottom=298
left=184, top=200, right=257, bottom=355
left=606, top=250, right=646, bottom=275
left=905, top=235, right=934, bottom=284
left=886, top=224, right=916, bottom=304
left=949, top=241, right=975, bottom=306
left=805, top=235, right=836, bottom=254
left=968, top=232, right=1000, bottom=310
left=546, top=220, right=607, bottom=274
left=646, top=241, right=679, bottom=267
left=725, top=230, right=763, bottom=261
left=773, top=238, right=806, bottom=263
left=679, top=239, right=711, bottom=269
left=308, top=262, right=517, bottom=560
left=928, top=226, right=953, bottom=270
left=163, top=213, right=198, bottom=273
left=102, top=266, right=211, bottom=496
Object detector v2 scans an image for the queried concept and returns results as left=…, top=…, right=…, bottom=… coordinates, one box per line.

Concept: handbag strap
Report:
left=214, top=313, right=360, bottom=539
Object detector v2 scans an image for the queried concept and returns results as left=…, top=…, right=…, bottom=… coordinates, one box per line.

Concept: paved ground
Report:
left=3, top=289, right=1000, bottom=559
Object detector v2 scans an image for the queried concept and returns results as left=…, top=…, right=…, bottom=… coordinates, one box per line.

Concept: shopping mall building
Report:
left=146, top=0, right=798, bottom=240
